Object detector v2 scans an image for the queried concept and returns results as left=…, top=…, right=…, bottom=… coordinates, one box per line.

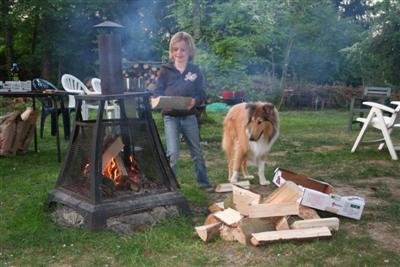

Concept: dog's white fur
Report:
left=222, top=102, right=279, bottom=185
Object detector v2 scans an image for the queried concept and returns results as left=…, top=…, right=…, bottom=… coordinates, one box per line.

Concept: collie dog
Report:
left=222, top=102, right=279, bottom=185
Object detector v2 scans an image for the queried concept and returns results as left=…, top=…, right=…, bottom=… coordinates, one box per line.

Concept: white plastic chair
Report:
left=90, top=78, right=102, bottom=94
left=61, top=74, right=94, bottom=120
left=90, top=77, right=120, bottom=119
left=351, top=101, right=400, bottom=160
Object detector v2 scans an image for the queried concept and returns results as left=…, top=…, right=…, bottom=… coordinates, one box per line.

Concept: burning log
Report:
left=102, top=137, right=124, bottom=172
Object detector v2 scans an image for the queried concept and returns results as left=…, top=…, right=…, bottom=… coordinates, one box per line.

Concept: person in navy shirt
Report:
left=153, top=31, right=212, bottom=190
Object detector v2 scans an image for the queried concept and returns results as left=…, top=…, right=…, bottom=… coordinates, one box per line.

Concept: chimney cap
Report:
left=94, top=21, right=124, bottom=29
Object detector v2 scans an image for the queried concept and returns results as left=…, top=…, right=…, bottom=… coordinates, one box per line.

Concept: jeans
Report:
left=163, top=115, right=211, bottom=187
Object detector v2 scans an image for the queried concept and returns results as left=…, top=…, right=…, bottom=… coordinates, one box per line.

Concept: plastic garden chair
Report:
left=351, top=101, right=400, bottom=160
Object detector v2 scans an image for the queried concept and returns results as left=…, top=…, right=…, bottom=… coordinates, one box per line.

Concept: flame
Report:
left=81, top=154, right=141, bottom=189
left=102, top=158, right=122, bottom=184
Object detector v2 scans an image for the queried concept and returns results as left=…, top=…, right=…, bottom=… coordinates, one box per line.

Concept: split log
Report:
left=263, top=181, right=302, bottom=204
left=102, top=137, right=124, bottom=172
left=250, top=226, right=332, bottom=246
left=220, top=225, right=239, bottom=242
left=204, top=213, right=220, bottom=225
left=298, top=204, right=320, bottom=220
left=195, top=222, right=222, bottom=242
left=215, top=180, right=250, bottom=193
left=290, top=218, right=339, bottom=231
left=208, top=202, right=224, bottom=213
left=249, top=202, right=299, bottom=218
left=232, top=185, right=261, bottom=216
left=213, top=208, right=243, bottom=226
left=275, top=216, right=290, bottom=231
left=233, top=218, right=275, bottom=245
left=115, top=154, right=128, bottom=176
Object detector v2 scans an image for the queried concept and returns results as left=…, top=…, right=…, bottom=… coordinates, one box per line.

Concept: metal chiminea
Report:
left=94, top=21, right=124, bottom=95
left=47, top=21, right=190, bottom=230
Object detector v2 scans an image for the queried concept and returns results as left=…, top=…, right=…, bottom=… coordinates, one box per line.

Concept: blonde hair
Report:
left=169, top=31, right=196, bottom=62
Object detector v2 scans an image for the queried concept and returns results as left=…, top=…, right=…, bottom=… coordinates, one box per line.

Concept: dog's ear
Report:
left=245, top=103, right=256, bottom=123
left=261, top=103, right=278, bottom=123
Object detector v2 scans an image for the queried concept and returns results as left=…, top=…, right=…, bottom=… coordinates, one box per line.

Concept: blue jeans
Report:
left=163, top=115, right=211, bottom=187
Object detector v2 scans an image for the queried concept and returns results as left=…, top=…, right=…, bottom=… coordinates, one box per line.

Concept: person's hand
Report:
left=187, top=98, right=196, bottom=110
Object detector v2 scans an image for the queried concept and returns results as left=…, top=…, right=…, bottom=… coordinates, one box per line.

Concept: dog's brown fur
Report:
left=222, top=102, right=279, bottom=185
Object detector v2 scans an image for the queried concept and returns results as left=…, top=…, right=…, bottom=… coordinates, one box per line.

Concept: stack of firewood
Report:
left=123, top=62, right=160, bottom=90
left=195, top=181, right=339, bottom=246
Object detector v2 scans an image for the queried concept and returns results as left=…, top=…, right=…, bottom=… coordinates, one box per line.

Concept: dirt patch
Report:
left=333, top=177, right=400, bottom=253
left=365, top=222, right=400, bottom=254
left=312, top=145, right=345, bottom=153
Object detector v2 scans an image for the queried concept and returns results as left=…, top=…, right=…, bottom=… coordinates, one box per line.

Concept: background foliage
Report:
left=1, top=0, right=399, bottom=101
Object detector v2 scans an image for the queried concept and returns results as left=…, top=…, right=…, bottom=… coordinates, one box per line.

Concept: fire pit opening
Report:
left=47, top=93, right=190, bottom=230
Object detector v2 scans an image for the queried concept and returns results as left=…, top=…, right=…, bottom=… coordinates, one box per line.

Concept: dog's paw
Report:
left=229, top=177, right=238, bottom=183
left=259, top=177, right=270, bottom=186
left=243, top=175, right=254, bottom=180
left=229, top=172, right=239, bottom=183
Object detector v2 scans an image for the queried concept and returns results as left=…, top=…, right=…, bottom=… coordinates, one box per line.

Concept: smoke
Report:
left=118, top=0, right=167, bottom=62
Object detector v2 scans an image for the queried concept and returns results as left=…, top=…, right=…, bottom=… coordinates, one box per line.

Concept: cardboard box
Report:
left=273, top=168, right=335, bottom=194
left=272, top=168, right=365, bottom=220
left=301, top=189, right=365, bottom=220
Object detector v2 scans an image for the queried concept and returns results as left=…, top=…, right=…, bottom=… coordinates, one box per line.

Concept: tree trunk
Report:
left=277, top=38, right=294, bottom=109
left=31, top=14, right=40, bottom=54
left=1, top=0, right=13, bottom=77
left=42, top=50, right=52, bottom=80
left=192, top=0, right=201, bottom=40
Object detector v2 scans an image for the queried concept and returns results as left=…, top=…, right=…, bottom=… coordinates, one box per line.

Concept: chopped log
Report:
left=234, top=218, right=275, bottom=245
left=262, top=181, right=302, bottom=204
left=114, top=154, right=128, bottom=176
left=298, top=204, right=320, bottom=220
left=232, top=185, right=261, bottom=216
left=151, top=96, right=192, bottom=110
left=102, top=137, right=124, bottom=172
left=250, top=226, right=332, bottom=246
left=220, top=225, right=239, bottom=242
left=195, top=222, right=222, bottom=242
left=204, top=214, right=220, bottom=225
left=215, top=180, right=250, bottom=193
left=275, top=216, right=290, bottom=231
left=290, top=218, right=339, bottom=231
left=249, top=202, right=299, bottom=218
left=208, top=202, right=224, bottom=213
left=214, top=208, right=243, bottom=226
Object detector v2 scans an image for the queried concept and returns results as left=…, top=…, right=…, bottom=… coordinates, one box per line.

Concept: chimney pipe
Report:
left=94, top=21, right=124, bottom=95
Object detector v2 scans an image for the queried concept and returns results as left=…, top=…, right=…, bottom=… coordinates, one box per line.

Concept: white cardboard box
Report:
left=272, top=167, right=365, bottom=220
left=301, top=189, right=365, bottom=220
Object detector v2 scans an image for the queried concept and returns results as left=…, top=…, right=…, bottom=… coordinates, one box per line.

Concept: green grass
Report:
left=1, top=109, right=400, bottom=266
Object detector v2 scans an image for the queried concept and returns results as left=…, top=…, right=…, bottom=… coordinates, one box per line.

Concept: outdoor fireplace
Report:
left=47, top=21, right=190, bottom=230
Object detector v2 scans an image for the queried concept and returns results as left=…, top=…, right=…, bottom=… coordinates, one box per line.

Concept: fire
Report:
left=103, top=158, right=121, bottom=184
left=82, top=154, right=142, bottom=191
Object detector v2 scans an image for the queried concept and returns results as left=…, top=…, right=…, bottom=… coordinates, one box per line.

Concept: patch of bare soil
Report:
left=333, top=177, right=400, bottom=253
left=312, top=145, right=345, bottom=153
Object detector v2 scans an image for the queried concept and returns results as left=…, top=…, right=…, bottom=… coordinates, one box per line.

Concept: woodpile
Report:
left=123, top=62, right=160, bottom=91
left=195, top=182, right=339, bottom=246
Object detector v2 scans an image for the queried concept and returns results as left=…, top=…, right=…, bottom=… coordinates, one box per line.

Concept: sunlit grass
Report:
left=1, top=109, right=399, bottom=266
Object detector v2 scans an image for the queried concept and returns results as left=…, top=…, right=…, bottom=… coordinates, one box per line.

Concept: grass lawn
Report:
left=1, top=108, right=399, bottom=266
